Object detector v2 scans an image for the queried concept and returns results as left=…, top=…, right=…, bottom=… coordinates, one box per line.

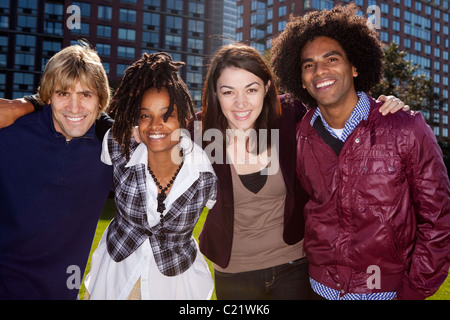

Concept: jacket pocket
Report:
left=352, top=155, right=403, bottom=206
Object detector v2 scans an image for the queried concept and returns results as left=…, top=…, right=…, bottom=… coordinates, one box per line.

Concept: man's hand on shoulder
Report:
left=0, top=98, right=34, bottom=129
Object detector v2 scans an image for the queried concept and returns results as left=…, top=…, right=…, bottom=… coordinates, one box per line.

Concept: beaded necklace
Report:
left=147, top=161, right=183, bottom=215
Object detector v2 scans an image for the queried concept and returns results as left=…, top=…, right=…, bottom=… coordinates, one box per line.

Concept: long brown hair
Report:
left=201, top=43, right=281, bottom=154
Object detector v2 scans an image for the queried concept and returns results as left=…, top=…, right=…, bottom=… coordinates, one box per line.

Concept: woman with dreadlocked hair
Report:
left=84, top=52, right=217, bottom=300
left=108, top=52, right=196, bottom=161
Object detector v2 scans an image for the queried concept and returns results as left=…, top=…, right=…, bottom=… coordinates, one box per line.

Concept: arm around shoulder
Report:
left=0, top=98, right=35, bottom=129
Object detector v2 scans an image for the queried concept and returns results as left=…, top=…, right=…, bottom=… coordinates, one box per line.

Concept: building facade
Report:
left=0, top=0, right=216, bottom=108
left=237, top=0, right=449, bottom=141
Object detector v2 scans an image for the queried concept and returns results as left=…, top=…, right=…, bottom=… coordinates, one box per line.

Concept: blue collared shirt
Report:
left=310, top=91, right=371, bottom=142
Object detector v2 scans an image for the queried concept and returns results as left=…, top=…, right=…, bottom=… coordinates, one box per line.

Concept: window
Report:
left=186, top=55, right=202, bottom=71
left=144, top=0, right=160, bottom=9
left=189, top=2, right=204, bottom=17
left=102, top=62, right=110, bottom=75
left=415, top=1, right=422, bottom=11
left=17, top=0, right=37, bottom=14
left=43, top=40, right=61, bottom=57
left=188, top=19, right=204, bottom=37
left=166, top=15, right=182, bottom=34
left=433, top=126, right=440, bottom=137
left=404, top=38, right=411, bottom=48
left=97, top=25, right=112, bottom=38
left=117, top=46, right=135, bottom=59
left=96, top=43, right=111, bottom=56
left=71, top=22, right=90, bottom=35
left=72, top=2, right=90, bottom=17
left=117, top=63, right=131, bottom=76
left=17, top=15, right=37, bottom=32
left=167, top=0, right=183, bottom=13
left=143, top=12, right=160, bottom=31
left=165, top=34, right=181, bottom=50
left=13, top=72, right=34, bottom=96
left=118, top=28, right=136, bottom=41
left=15, top=53, right=34, bottom=70
left=414, top=41, right=421, bottom=52
left=45, top=2, right=63, bottom=17
left=16, top=34, right=36, bottom=52
left=119, top=9, right=136, bottom=23
left=142, top=32, right=159, bottom=47
left=44, top=21, right=63, bottom=36
left=98, top=5, right=112, bottom=20
left=188, top=38, right=203, bottom=53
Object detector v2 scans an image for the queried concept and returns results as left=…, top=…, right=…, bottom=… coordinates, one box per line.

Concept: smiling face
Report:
left=216, top=66, right=269, bottom=131
left=301, top=36, right=359, bottom=110
left=138, top=87, right=181, bottom=155
left=50, top=81, right=100, bottom=141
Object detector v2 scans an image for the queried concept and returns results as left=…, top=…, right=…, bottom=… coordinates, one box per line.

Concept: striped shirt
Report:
left=309, top=92, right=397, bottom=300
left=310, top=91, right=371, bottom=142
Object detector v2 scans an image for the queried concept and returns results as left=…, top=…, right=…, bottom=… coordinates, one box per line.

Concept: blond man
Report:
left=0, top=43, right=113, bottom=299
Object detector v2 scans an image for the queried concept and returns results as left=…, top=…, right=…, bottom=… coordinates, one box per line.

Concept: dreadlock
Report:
left=108, top=52, right=196, bottom=161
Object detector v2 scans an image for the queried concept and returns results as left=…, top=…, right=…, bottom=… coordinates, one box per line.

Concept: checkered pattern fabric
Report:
left=310, top=278, right=397, bottom=300
left=310, top=91, right=371, bottom=142
left=106, top=134, right=217, bottom=277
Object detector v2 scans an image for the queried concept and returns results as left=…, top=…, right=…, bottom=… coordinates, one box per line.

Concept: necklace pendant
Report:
left=157, top=192, right=166, bottom=202
left=157, top=201, right=166, bottom=213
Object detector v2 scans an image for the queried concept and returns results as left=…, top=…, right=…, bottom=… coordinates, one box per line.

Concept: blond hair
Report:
left=38, top=41, right=110, bottom=114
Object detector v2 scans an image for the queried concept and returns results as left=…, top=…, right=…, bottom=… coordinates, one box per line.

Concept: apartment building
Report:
left=237, top=0, right=450, bottom=141
left=0, top=0, right=215, bottom=108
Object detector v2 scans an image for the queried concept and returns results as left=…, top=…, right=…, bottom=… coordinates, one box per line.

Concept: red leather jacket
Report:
left=296, top=95, right=450, bottom=300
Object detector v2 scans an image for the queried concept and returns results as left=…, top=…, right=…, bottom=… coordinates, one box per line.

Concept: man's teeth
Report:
left=66, top=116, right=85, bottom=121
left=316, top=80, right=335, bottom=88
left=234, top=111, right=251, bottom=118
left=149, top=134, right=167, bottom=139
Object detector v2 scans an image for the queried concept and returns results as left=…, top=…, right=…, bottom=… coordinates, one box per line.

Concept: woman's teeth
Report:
left=234, top=111, right=251, bottom=118
left=149, top=134, right=167, bottom=139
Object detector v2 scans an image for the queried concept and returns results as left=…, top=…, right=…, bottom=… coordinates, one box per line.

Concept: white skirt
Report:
left=84, top=225, right=214, bottom=300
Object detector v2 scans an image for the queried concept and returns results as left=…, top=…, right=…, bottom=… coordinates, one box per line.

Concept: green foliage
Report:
left=371, top=42, right=438, bottom=112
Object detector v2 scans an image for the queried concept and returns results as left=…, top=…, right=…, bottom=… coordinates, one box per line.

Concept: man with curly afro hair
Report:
left=271, top=4, right=450, bottom=300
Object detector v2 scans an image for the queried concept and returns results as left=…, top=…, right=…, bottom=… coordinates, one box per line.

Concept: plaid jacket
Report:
left=106, top=134, right=217, bottom=277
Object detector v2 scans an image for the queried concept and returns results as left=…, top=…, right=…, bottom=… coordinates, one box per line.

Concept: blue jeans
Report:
left=214, top=257, right=313, bottom=300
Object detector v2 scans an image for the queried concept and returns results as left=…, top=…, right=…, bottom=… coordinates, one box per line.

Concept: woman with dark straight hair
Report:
left=197, top=43, right=310, bottom=300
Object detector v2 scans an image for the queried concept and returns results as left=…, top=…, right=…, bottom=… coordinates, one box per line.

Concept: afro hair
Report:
left=271, top=3, right=384, bottom=108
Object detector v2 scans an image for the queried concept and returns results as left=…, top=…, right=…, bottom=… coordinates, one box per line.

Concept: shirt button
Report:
left=388, top=166, right=395, bottom=172
left=340, top=290, right=345, bottom=294
left=355, top=138, right=360, bottom=144
left=336, top=283, right=341, bottom=287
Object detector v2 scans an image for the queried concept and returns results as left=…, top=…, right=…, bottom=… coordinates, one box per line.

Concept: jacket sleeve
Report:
left=399, top=112, right=450, bottom=300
